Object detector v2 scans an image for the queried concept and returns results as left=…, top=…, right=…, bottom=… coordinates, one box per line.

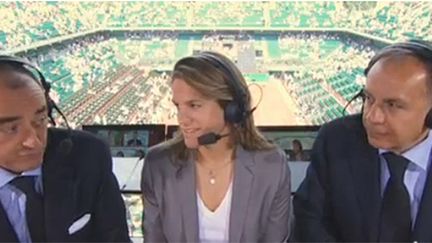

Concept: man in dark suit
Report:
left=0, top=56, right=130, bottom=241
left=294, top=41, right=432, bottom=242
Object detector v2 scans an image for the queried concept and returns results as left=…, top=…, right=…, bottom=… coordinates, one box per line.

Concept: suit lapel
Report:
left=229, top=146, right=254, bottom=243
left=175, top=158, right=199, bottom=242
left=348, top=124, right=381, bottom=241
left=0, top=201, right=19, bottom=242
left=42, top=133, right=77, bottom=242
left=412, top=162, right=432, bottom=241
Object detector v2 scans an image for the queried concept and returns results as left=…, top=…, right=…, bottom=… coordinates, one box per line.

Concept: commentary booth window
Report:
left=83, top=124, right=166, bottom=238
left=260, top=126, right=319, bottom=162
left=83, top=124, right=166, bottom=158
left=261, top=126, right=319, bottom=192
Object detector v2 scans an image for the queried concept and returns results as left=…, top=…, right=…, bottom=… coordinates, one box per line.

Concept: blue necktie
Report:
left=10, top=176, right=46, bottom=242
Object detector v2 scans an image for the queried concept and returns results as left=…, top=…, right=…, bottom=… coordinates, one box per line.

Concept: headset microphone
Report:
left=197, top=132, right=229, bottom=146
left=58, top=138, right=73, bottom=156
left=51, top=99, right=74, bottom=156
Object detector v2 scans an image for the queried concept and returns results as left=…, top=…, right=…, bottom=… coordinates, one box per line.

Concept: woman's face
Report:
left=172, top=78, right=228, bottom=148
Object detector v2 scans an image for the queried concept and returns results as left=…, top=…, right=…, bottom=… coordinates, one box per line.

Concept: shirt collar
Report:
left=379, top=130, right=432, bottom=171
left=0, top=166, right=42, bottom=188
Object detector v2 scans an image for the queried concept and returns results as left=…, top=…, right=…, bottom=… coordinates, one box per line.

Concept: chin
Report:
left=183, top=139, right=199, bottom=149
left=367, top=136, right=394, bottom=150
left=5, top=162, right=41, bottom=174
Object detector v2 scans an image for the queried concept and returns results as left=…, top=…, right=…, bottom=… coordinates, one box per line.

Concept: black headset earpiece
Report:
left=197, top=52, right=250, bottom=124
left=363, top=41, right=432, bottom=128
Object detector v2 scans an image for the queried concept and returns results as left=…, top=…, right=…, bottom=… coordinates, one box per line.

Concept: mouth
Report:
left=19, top=151, right=44, bottom=159
left=366, top=130, right=389, bottom=139
left=181, top=128, right=200, bottom=137
left=365, top=124, right=388, bottom=137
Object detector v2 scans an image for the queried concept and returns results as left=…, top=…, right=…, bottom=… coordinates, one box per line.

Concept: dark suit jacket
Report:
left=293, top=114, right=432, bottom=242
left=0, top=128, right=130, bottom=242
left=141, top=142, right=291, bottom=242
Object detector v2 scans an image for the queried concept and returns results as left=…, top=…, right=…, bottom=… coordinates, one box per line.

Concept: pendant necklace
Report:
left=198, top=159, right=232, bottom=185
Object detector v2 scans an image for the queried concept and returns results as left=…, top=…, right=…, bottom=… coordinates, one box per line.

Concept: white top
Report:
left=197, top=182, right=233, bottom=243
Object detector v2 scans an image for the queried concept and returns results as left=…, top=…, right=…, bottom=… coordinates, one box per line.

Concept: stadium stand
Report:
left=2, top=2, right=431, bottom=238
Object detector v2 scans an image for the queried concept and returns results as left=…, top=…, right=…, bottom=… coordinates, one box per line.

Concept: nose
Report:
left=177, top=108, right=192, bottom=126
left=364, top=103, right=385, bottom=125
left=21, top=125, right=43, bottom=149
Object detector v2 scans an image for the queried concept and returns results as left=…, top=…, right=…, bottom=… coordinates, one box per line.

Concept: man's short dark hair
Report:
left=0, top=61, right=42, bottom=90
left=365, top=40, right=432, bottom=93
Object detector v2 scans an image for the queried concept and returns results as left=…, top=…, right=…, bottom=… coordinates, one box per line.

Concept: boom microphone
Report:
left=343, top=88, right=365, bottom=115
left=197, top=132, right=229, bottom=146
left=58, top=138, right=73, bottom=156
left=51, top=98, right=74, bottom=156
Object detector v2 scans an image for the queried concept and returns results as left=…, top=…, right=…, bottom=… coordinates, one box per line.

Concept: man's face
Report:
left=0, top=71, right=48, bottom=173
left=363, top=55, right=431, bottom=153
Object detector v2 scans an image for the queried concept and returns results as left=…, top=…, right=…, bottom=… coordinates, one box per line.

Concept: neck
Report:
left=395, top=129, right=430, bottom=154
left=197, top=137, right=234, bottom=167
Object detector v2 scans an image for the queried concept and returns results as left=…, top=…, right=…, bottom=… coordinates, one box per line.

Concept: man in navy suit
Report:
left=294, top=41, right=432, bottom=242
left=0, top=56, right=130, bottom=242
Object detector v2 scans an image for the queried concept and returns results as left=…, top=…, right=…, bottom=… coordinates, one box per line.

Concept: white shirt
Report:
left=197, top=182, right=233, bottom=243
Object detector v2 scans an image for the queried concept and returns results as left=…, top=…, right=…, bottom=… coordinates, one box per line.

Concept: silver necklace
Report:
left=198, top=159, right=232, bottom=185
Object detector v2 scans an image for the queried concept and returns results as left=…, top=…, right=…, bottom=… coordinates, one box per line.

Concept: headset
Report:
left=195, top=51, right=254, bottom=125
left=345, top=40, right=432, bottom=128
left=0, top=55, right=73, bottom=154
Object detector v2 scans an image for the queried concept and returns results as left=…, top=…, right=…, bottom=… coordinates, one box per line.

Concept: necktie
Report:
left=10, top=176, right=46, bottom=242
left=379, top=152, right=412, bottom=242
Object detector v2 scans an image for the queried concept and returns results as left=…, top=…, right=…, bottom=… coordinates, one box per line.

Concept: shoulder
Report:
left=317, top=114, right=365, bottom=143
left=245, top=147, right=291, bottom=194
left=253, top=146, right=287, bottom=165
left=249, top=146, right=290, bottom=178
left=46, top=128, right=111, bottom=169
left=146, top=140, right=175, bottom=161
left=48, top=128, right=107, bottom=148
left=144, top=140, right=178, bottom=171
left=321, top=114, right=363, bottom=133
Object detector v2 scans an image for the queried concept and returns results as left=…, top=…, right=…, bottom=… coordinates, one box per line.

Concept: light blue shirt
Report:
left=379, top=130, right=432, bottom=225
left=0, top=167, right=43, bottom=243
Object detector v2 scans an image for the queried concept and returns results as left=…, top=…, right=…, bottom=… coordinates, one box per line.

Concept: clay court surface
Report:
left=249, top=79, right=304, bottom=126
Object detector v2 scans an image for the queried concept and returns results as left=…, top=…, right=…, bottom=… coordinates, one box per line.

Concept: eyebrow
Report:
left=383, top=98, right=405, bottom=104
left=35, top=106, right=47, bottom=115
left=364, top=90, right=405, bottom=104
left=171, top=99, right=204, bottom=104
left=0, top=116, right=20, bottom=125
left=0, top=105, right=47, bottom=125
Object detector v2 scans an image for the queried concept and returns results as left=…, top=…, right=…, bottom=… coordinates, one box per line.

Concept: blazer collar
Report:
left=174, top=145, right=256, bottom=242
left=229, top=145, right=255, bottom=242
left=412, top=157, right=432, bottom=240
left=41, top=130, right=78, bottom=241
left=348, top=121, right=381, bottom=241
left=175, top=154, right=199, bottom=242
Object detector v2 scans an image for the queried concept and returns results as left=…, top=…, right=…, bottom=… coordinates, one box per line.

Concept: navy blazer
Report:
left=0, top=128, right=130, bottom=242
left=293, top=114, right=432, bottom=242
